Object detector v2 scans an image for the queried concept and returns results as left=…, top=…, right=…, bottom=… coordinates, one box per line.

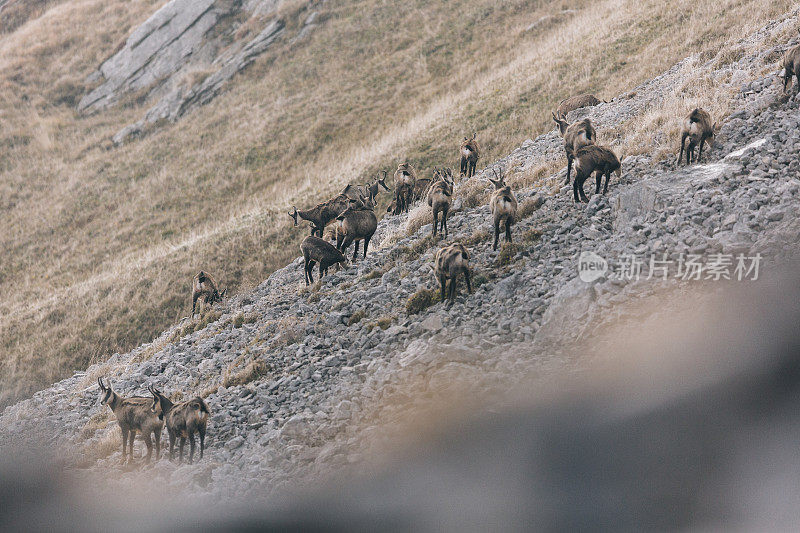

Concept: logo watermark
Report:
left=577, top=252, right=762, bottom=282
left=578, top=251, right=608, bottom=282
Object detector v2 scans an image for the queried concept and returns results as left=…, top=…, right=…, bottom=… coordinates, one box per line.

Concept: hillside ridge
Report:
left=2, top=8, right=800, bottom=501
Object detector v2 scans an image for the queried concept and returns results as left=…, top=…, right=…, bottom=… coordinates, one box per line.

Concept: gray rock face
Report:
left=76, top=0, right=319, bottom=144
left=3, top=7, right=800, bottom=506
left=78, top=0, right=225, bottom=112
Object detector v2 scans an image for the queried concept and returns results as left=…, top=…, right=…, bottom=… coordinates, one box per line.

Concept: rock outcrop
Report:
left=75, top=0, right=322, bottom=144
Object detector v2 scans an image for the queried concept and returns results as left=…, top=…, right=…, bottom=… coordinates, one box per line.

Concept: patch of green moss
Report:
left=496, top=242, right=519, bottom=266
left=406, top=288, right=439, bottom=315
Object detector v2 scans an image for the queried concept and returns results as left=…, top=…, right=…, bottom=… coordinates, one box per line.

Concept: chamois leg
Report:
left=168, top=430, right=176, bottom=461
left=460, top=157, right=467, bottom=176
left=575, top=173, right=589, bottom=203
left=470, top=160, right=476, bottom=177
left=143, top=433, right=153, bottom=463
left=128, top=430, right=136, bottom=461
left=448, top=276, right=458, bottom=302
left=493, top=218, right=501, bottom=251
left=179, top=437, right=186, bottom=464
left=677, top=133, right=687, bottom=166
left=698, top=136, right=708, bottom=163
left=442, top=206, right=449, bottom=238
left=432, top=209, right=439, bottom=237
left=686, top=141, right=694, bottom=165
left=566, top=156, right=573, bottom=185
left=440, top=274, right=447, bottom=302
left=121, top=428, right=129, bottom=463
left=595, top=171, right=603, bottom=195
left=603, top=172, right=611, bottom=194
left=363, top=236, right=371, bottom=258
left=505, top=217, right=513, bottom=244
left=352, top=240, right=360, bottom=261
left=199, top=426, right=206, bottom=460
left=192, top=293, right=199, bottom=316
left=188, top=433, right=196, bottom=464
left=154, top=427, right=162, bottom=461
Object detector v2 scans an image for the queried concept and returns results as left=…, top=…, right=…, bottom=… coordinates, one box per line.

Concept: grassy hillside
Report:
left=0, top=0, right=795, bottom=404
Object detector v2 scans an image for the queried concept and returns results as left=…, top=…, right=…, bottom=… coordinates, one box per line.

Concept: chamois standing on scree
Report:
left=428, top=168, right=454, bottom=238
left=434, top=243, right=472, bottom=304
left=98, top=378, right=164, bottom=464
left=336, top=194, right=378, bottom=261
left=488, top=168, right=518, bottom=251
left=393, top=163, right=417, bottom=215
left=192, top=271, right=227, bottom=316
left=677, top=108, right=719, bottom=166
left=300, top=235, right=349, bottom=285
left=782, top=42, right=800, bottom=95
left=555, top=94, right=605, bottom=117
left=289, top=194, right=354, bottom=237
left=572, top=145, right=621, bottom=203
left=460, top=134, right=480, bottom=177
left=553, top=112, right=596, bottom=185
left=149, top=386, right=209, bottom=464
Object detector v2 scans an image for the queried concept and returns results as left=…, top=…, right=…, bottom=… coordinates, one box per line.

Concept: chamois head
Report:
left=288, top=206, right=299, bottom=226
left=488, top=168, right=506, bottom=189
left=377, top=170, right=390, bottom=190
left=97, top=377, right=114, bottom=405
left=552, top=111, right=569, bottom=136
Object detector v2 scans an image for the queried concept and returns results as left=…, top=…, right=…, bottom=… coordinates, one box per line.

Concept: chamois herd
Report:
left=97, top=41, right=800, bottom=465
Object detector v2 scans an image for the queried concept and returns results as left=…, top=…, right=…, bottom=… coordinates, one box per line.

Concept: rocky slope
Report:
left=2, top=11, right=800, bottom=503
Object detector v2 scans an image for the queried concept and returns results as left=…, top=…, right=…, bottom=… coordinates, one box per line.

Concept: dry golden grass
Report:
left=0, top=0, right=796, bottom=404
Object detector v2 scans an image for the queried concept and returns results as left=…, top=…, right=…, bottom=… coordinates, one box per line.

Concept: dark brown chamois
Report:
left=677, top=108, right=718, bottom=166
left=555, top=94, right=605, bottom=117
left=782, top=43, right=800, bottom=94
left=192, top=270, right=227, bottom=316
left=488, top=168, right=518, bottom=251
left=366, top=170, right=391, bottom=201
left=434, top=243, right=472, bottom=304
left=149, top=386, right=209, bottom=464
left=460, top=134, right=480, bottom=177
left=336, top=195, right=378, bottom=261
left=300, top=235, right=349, bottom=285
left=427, top=168, right=454, bottom=238
left=393, top=163, right=417, bottom=215
left=552, top=112, right=596, bottom=184
left=98, top=377, right=164, bottom=464
left=289, top=194, right=353, bottom=237
left=572, top=145, right=621, bottom=203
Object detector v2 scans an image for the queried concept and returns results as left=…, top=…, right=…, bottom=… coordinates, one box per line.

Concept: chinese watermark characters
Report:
left=578, top=252, right=761, bottom=282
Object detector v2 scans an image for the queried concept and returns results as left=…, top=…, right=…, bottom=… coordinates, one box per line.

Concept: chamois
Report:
left=192, top=270, right=227, bottom=316
left=555, top=94, right=605, bottom=117
left=460, top=134, right=480, bottom=177
left=149, top=386, right=209, bottom=464
left=488, top=168, right=518, bottom=251
left=572, top=145, right=621, bottom=203
left=289, top=194, right=353, bottom=237
left=366, top=170, right=391, bottom=201
left=677, top=108, right=718, bottom=166
left=98, top=377, right=164, bottom=464
left=434, top=243, right=472, bottom=303
left=782, top=43, right=800, bottom=94
left=336, top=195, right=378, bottom=261
left=300, top=235, right=349, bottom=285
left=393, top=163, right=417, bottom=215
left=552, top=112, right=596, bottom=184
left=427, top=168, right=454, bottom=238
